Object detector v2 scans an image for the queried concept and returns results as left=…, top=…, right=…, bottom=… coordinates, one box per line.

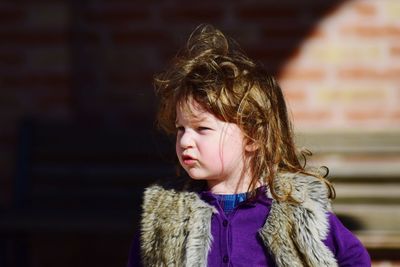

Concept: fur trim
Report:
left=259, top=173, right=337, bottom=267
left=140, top=183, right=216, bottom=266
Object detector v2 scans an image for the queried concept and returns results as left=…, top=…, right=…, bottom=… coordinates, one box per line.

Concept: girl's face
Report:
left=175, top=99, right=249, bottom=186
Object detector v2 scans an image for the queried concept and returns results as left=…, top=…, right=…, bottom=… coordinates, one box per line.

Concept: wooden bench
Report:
left=296, top=131, right=400, bottom=261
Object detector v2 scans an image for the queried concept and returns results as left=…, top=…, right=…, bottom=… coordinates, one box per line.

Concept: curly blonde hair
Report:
left=154, top=24, right=334, bottom=201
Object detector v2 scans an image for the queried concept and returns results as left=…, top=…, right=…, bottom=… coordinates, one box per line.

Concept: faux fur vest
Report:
left=140, top=173, right=338, bottom=267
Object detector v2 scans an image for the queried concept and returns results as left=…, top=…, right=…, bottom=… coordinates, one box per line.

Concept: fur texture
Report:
left=140, top=174, right=337, bottom=267
left=259, top=173, right=338, bottom=267
left=141, top=183, right=216, bottom=267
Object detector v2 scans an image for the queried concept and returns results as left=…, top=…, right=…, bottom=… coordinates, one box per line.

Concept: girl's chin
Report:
left=187, top=175, right=208, bottom=180
left=187, top=174, right=218, bottom=181
left=185, top=171, right=210, bottom=180
left=182, top=168, right=219, bottom=181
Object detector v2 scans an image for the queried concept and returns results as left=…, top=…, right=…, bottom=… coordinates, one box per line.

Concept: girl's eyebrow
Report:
left=176, top=115, right=211, bottom=125
left=192, top=117, right=208, bottom=124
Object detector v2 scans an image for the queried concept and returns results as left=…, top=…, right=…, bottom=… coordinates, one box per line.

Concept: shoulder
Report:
left=262, top=172, right=338, bottom=266
left=140, top=178, right=215, bottom=266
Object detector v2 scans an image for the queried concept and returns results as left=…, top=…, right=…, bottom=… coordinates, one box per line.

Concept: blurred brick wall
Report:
left=1, top=0, right=399, bottom=204
left=0, top=2, right=72, bottom=207
left=0, top=0, right=344, bottom=207
left=279, top=0, right=400, bottom=131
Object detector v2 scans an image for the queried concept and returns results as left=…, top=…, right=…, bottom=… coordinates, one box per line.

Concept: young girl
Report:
left=127, top=24, right=370, bottom=267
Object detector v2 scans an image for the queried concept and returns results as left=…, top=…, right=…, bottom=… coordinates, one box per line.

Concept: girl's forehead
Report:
left=176, top=99, right=215, bottom=123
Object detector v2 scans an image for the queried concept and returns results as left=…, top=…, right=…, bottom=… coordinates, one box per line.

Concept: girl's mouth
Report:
left=182, top=155, right=196, bottom=165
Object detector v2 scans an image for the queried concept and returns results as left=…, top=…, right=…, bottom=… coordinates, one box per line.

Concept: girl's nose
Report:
left=178, top=131, right=194, bottom=149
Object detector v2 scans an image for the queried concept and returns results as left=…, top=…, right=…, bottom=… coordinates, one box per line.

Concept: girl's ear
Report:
left=245, top=140, right=259, bottom=152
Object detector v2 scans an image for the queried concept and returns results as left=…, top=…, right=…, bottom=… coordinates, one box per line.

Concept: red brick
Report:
left=292, top=110, right=332, bottom=122
left=0, top=130, right=17, bottom=144
left=67, top=30, right=101, bottom=45
left=0, top=162, right=13, bottom=178
left=38, top=97, right=70, bottom=114
left=345, top=109, right=385, bottom=121
left=0, top=53, right=24, bottom=65
left=338, top=68, right=400, bottom=80
left=246, top=44, right=302, bottom=71
left=112, top=30, right=170, bottom=45
left=282, top=87, right=307, bottom=103
left=279, top=68, right=325, bottom=81
left=101, top=0, right=159, bottom=2
left=237, top=2, right=344, bottom=21
left=261, top=25, right=324, bottom=39
left=3, top=0, right=59, bottom=2
left=390, top=46, right=400, bottom=56
left=0, top=177, right=13, bottom=207
left=84, top=8, right=149, bottom=25
left=341, top=25, right=400, bottom=38
left=392, top=110, right=400, bottom=120
left=247, top=46, right=295, bottom=63
left=162, top=6, right=223, bottom=22
left=353, top=2, right=377, bottom=16
left=1, top=73, right=70, bottom=88
left=0, top=91, right=20, bottom=110
left=306, top=3, right=348, bottom=18
left=0, top=30, right=68, bottom=45
left=0, top=6, right=26, bottom=24
left=110, top=71, right=154, bottom=87
left=237, top=6, right=299, bottom=20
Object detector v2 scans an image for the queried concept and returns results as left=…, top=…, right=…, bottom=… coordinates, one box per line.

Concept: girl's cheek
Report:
left=175, top=145, right=181, bottom=156
left=175, top=140, right=182, bottom=157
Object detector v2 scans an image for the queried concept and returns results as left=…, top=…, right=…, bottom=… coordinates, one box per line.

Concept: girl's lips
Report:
left=182, top=155, right=196, bottom=165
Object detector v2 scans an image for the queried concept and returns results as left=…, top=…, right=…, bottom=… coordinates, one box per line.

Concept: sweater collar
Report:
left=199, top=185, right=271, bottom=208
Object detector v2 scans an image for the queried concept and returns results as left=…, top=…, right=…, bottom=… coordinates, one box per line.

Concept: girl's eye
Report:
left=176, top=126, right=185, bottom=132
left=197, top=127, right=211, bottom=132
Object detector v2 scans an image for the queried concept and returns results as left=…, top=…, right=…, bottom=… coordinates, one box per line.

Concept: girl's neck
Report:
left=207, top=175, right=256, bottom=194
left=206, top=159, right=257, bottom=194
